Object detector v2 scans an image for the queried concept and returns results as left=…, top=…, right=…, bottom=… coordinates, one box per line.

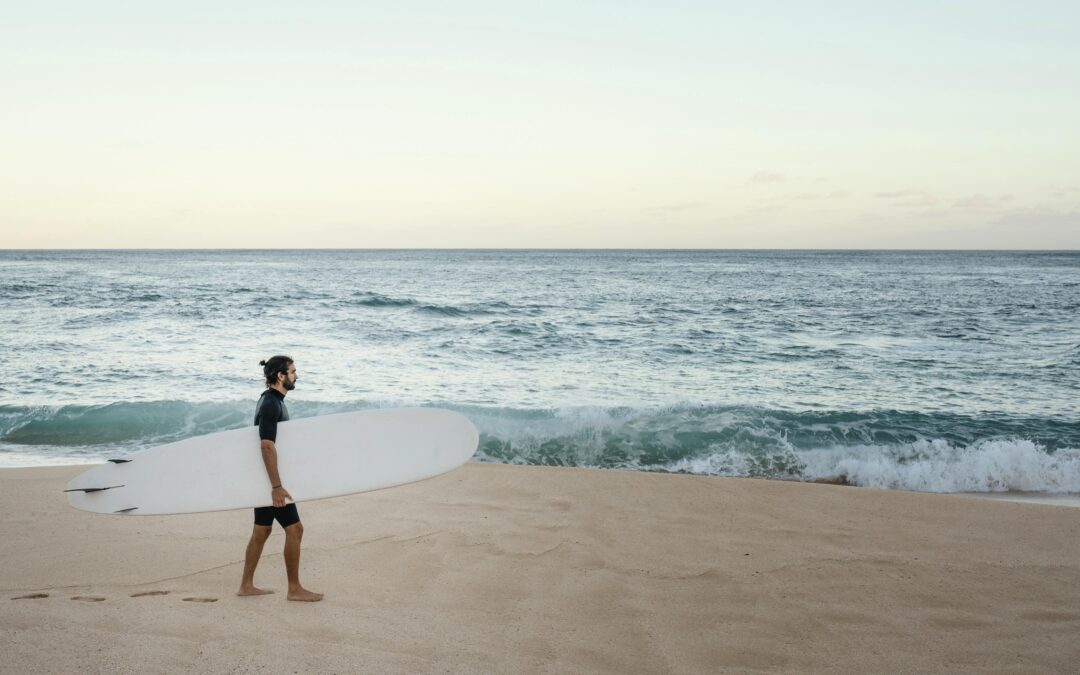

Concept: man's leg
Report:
left=283, top=522, right=323, bottom=602
left=238, top=524, right=274, bottom=596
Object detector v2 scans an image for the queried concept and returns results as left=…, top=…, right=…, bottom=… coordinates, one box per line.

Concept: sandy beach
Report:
left=2, top=463, right=1079, bottom=674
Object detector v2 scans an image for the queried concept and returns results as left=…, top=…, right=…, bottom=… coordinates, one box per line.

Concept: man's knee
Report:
left=251, top=525, right=272, bottom=542
left=284, top=522, right=303, bottom=539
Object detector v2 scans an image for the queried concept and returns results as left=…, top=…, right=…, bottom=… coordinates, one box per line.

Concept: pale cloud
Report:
left=645, top=202, right=705, bottom=213
left=1045, top=185, right=1080, bottom=199
left=792, top=191, right=849, bottom=201
left=870, top=189, right=941, bottom=209
left=911, top=208, right=952, bottom=220
left=901, top=196, right=939, bottom=209
left=992, top=208, right=1079, bottom=229
left=978, top=208, right=1080, bottom=248
left=953, top=194, right=1013, bottom=210
left=746, top=202, right=789, bottom=214
left=873, top=189, right=927, bottom=199
left=749, top=171, right=787, bottom=184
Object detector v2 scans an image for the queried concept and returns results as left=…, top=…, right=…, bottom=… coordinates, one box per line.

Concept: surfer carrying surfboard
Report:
left=237, top=355, right=324, bottom=602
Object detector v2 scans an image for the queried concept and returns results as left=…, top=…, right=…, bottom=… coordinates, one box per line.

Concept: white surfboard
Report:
left=65, top=408, right=479, bottom=515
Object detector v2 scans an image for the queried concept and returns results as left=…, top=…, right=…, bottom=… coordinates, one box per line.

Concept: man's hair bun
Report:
left=259, top=360, right=268, bottom=366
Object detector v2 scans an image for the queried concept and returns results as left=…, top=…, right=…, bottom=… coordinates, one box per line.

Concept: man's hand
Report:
left=272, top=486, right=292, bottom=507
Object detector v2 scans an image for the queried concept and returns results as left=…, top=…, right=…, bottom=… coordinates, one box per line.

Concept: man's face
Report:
left=280, top=364, right=298, bottom=391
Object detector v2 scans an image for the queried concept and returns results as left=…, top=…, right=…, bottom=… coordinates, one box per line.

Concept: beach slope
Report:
left=2, top=463, right=1079, bottom=673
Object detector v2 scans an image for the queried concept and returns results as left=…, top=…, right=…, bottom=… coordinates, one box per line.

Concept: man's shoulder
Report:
left=256, top=391, right=280, bottom=411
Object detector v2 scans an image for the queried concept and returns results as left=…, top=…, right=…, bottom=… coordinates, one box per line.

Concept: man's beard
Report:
left=283, top=378, right=296, bottom=391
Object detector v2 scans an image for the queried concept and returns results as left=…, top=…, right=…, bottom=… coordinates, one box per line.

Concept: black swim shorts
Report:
left=253, top=503, right=300, bottom=528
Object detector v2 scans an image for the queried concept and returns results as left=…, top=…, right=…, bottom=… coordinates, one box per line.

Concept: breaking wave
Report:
left=2, top=401, right=1077, bottom=493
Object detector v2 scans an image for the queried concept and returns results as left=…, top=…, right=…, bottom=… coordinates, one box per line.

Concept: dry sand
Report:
left=2, top=462, right=1079, bottom=674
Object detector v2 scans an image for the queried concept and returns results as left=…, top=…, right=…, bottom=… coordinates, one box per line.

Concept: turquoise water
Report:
left=2, top=249, right=1078, bottom=493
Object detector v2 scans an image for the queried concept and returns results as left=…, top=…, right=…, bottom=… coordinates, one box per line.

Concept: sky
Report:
left=1, top=1, right=1078, bottom=249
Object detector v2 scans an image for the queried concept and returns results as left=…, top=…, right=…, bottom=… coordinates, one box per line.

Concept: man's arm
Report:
left=260, top=439, right=292, bottom=507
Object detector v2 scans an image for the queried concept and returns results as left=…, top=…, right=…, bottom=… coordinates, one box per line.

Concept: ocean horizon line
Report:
left=2, top=247, right=1078, bottom=253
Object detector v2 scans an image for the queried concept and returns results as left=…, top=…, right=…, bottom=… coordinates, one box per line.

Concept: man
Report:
left=237, top=355, right=323, bottom=602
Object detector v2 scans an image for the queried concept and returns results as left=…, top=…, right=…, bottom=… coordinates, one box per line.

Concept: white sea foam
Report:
left=657, top=438, right=1080, bottom=494
left=0, top=445, right=103, bottom=468
left=801, top=439, right=1080, bottom=493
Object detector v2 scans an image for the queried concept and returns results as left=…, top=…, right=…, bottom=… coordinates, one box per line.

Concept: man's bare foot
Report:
left=287, top=587, right=324, bottom=602
left=236, top=586, right=274, bottom=597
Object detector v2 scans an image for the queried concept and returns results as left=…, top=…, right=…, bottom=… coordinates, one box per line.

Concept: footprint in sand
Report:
left=130, top=591, right=170, bottom=598
left=71, top=596, right=106, bottom=602
left=11, top=593, right=49, bottom=600
left=182, top=597, right=218, bottom=603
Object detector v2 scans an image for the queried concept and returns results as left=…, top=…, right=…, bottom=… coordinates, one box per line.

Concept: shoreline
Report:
left=4, top=462, right=1079, bottom=672
left=7, top=460, right=1079, bottom=508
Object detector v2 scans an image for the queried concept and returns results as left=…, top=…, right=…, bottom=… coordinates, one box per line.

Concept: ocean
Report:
left=2, top=249, right=1078, bottom=494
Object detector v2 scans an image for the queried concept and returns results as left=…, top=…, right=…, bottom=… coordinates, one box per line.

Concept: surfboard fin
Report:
left=107, top=458, right=131, bottom=464
left=114, top=507, right=138, bottom=513
left=63, top=485, right=125, bottom=493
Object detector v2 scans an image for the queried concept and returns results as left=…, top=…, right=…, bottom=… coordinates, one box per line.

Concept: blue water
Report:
left=2, top=249, right=1078, bottom=493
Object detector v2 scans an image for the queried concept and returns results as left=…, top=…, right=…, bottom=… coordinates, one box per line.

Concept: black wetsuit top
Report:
left=255, top=388, right=290, bottom=442
left=252, top=388, right=299, bottom=526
